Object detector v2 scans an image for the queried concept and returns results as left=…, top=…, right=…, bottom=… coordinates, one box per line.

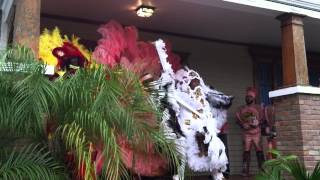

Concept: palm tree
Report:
left=0, top=46, right=179, bottom=180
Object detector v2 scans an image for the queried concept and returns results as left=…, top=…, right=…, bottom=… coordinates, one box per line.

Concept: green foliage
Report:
left=256, top=150, right=320, bottom=180
left=287, top=160, right=320, bottom=180
left=0, top=46, right=66, bottom=179
left=54, top=66, right=179, bottom=179
left=0, top=46, right=58, bottom=137
left=309, top=162, right=320, bottom=180
left=0, top=144, right=66, bottom=180
left=0, top=46, right=180, bottom=180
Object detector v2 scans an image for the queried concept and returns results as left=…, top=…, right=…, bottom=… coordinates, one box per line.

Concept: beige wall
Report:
left=41, top=17, right=257, bottom=175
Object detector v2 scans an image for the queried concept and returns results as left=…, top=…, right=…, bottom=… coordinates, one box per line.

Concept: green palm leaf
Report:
left=0, top=144, right=66, bottom=180
left=309, top=162, right=320, bottom=180
left=256, top=150, right=297, bottom=180
left=58, top=122, right=95, bottom=180
left=256, top=150, right=320, bottom=180
left=286, top=159, right=308, bottom=180
left=0, top=46, right=58, bottom=137
left=12, top=71, right=59, bottom=136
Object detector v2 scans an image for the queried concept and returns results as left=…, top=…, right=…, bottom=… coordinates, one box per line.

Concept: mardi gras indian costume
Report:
left=92, top=20, right=233, bottom=178
left=236, top=87, right=265, bottom=177
left=154, top=39, right=233, bottom=180
left=39, top=27, right=91, bottom=78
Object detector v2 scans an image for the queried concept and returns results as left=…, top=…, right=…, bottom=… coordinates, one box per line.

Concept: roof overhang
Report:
left=224, top=0, right=320, bottom=19
left=41, top=0, right=320, bottom=52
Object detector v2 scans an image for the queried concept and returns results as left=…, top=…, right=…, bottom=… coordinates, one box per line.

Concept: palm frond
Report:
left=65, top=110, right=130, bottom=180
left=255, top=150, right=320, bottom=180
left=0, top=144, right=66, bottom=180
left=286, top=159, right=308, bottom=180
left=310, top=162, right=320, bottom=180
left=58, top=122, right=95, bottom=180
left=0, top=79, right=15, bottom=138
left=256, top=150, right=297, bottom=180
left=12, top=70, right=59, bottom=136
left=0, top=46, right=57, bottom=137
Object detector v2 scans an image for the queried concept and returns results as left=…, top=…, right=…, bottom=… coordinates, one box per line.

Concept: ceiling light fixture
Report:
left=136, top=5, right=155, bottom=18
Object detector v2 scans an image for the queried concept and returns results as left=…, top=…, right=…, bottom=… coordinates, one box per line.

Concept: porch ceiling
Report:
left=42, top=0, right=320, bottom=52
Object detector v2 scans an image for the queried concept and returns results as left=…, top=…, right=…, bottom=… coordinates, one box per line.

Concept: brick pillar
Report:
left=13, top=0, right=41, bottom=57
left=277, top=13, right=309, bottom=87
left=272, top=14, right=318, bottom=172
left=273, top=94, right=320, bottom=170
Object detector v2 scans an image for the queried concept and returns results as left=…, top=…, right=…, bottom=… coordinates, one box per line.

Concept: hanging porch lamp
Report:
left=136, top=5, right=155, bottom=18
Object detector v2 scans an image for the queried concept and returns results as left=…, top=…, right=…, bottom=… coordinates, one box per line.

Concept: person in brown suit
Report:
left=236, top=87, right=265, bottom=176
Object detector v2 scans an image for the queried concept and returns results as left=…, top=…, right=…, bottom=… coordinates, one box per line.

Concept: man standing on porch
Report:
left=236, top=87, right=265, bottom=177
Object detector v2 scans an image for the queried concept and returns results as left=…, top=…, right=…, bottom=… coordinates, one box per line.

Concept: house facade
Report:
left=2, top=0, right=320, bottom=175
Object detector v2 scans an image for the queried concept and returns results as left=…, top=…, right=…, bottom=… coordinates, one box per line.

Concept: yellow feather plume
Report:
left=39, top=27, right=64, bottom=66
left=39, top=27, right=92, bottom=66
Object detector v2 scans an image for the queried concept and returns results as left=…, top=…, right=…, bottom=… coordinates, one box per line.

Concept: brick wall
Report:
left=274, top=94, right=320, bottom=170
